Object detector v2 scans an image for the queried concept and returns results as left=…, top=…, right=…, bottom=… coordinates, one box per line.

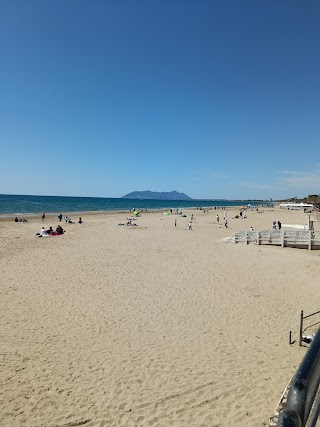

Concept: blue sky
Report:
left=1, top=1, right=320, bottom=200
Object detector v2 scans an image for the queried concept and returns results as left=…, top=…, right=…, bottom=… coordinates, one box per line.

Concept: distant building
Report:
left=279, top=203, right=314, bottom=211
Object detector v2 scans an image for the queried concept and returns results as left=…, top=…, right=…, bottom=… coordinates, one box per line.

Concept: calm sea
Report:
left=0, top=194, right=270, bottom=216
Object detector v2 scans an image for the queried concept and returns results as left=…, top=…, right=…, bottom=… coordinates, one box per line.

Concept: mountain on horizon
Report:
left=121, top=190, right=192, bottom=200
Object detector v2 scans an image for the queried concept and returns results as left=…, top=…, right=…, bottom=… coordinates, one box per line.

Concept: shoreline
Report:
left=0, top=205, right=250, bottom=222
left=0, top=194, right=274, bottom=218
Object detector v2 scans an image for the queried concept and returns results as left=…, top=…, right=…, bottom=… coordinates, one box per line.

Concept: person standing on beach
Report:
left=278, top=221, right=281, bottom=230
left=188, top=221, right=192, bottom=230
left=224, top=218, right=228, bottom=228
left=217, top=214, right=220, bottom=224
left=58, top=213, right=63, bottom=222
left=42, top=212, right=45, bottom=221
left=175, top=219, right=177, bottom=228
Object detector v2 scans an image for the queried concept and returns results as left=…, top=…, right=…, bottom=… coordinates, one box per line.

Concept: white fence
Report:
left=230, top=230, right=320, bottom=250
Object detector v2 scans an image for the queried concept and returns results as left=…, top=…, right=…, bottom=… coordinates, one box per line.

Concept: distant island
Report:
left=122, top=190, right=192, bottom=200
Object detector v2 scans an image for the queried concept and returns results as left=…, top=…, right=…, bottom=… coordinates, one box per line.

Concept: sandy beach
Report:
left=1, top=206, right=319, bottom=427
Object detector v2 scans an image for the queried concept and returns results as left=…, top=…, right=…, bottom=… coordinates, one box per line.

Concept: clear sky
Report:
left=1, top=1, right=320, bottom=200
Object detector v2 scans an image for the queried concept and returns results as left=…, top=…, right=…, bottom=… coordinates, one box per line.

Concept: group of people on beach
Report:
left=174, top=217, right=193, bottom=230
left=65, top=217, right=75, bottom=223
left=38, top=225, right=64, bottom=237
left=14, top=217, right=28, bottom=223
left=126, top=218, right=138, bottom=226
left=56, top=213, right=83, bottom=224
left=216, top=210, right=228, bottom=228
left=35, top=212, right=84, bottom=237
left=273, top=220, right=282, bottom=230
left=118, top=217, right=139, bottom=227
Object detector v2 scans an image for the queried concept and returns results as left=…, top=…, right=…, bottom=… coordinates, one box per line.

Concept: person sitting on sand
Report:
left=14, top=217, right=19, bottom=222
left=40, top=227, right=48, bottom=236
left=67, top=218, right=75, bottom=224
left=56, top=225, right=64, bottom=235
left=46, top=226, right=54, bottom=235
left=78, top=217, right=83, bottom=224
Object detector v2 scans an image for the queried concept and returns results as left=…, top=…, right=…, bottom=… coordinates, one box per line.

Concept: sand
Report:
left=0, top=207, right=319, bottom=427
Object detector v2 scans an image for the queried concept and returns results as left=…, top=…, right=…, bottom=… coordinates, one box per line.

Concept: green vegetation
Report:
left=285, top=194, right=320, bottom=206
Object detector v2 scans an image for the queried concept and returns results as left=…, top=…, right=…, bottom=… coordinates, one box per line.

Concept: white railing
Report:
left=230, top=230, right=320, bottom=250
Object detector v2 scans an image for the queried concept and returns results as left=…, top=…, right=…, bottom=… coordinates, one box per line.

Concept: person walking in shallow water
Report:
left=42, top=212, right=45, bottom=221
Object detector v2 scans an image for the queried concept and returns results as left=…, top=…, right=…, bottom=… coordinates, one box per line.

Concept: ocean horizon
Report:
left=0, top=194, right=272, bottom=216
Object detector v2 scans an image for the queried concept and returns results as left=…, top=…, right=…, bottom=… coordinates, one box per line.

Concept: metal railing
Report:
left=278, top=327, right=320, bottom=426
left=299, top=310, right=320, bottom=346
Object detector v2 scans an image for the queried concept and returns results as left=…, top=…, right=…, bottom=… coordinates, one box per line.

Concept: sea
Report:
left=0, top=194, right=271, bottom=217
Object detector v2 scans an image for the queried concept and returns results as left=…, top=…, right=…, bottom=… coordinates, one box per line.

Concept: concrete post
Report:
left=308, top=230, right=312, bottom=251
